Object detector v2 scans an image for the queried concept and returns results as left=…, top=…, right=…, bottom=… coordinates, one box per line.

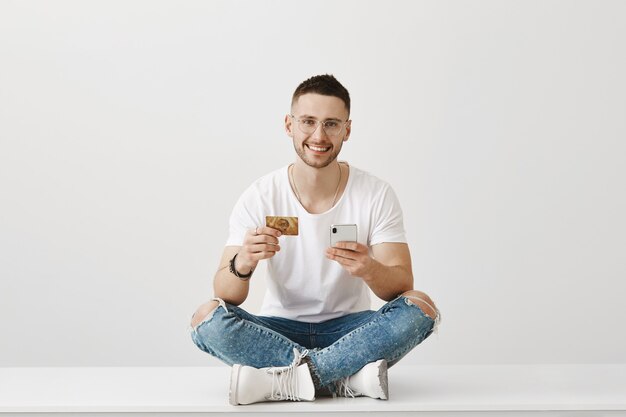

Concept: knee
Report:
left=190, top=300, right=220, bottom=329
left=401, top=290, right=438, bottom=320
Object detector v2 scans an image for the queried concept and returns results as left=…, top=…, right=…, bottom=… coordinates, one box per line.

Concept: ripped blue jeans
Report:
left=190, top=294, right=440, bottom=391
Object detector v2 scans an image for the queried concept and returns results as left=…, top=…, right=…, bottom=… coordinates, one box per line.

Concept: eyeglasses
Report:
left=289, top=114, right=348, bottom=136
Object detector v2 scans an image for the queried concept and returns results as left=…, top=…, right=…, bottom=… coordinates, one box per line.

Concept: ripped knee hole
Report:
left=190, top=300, right=220, bottom=328
left=402, top=293, right=438, bottom=320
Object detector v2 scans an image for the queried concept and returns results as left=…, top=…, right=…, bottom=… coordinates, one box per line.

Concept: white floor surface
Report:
left=0, top=364, right=625, bottom=416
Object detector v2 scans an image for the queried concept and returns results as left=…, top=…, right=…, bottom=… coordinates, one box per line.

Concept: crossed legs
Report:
left=190, top=290, right=439, bottom=331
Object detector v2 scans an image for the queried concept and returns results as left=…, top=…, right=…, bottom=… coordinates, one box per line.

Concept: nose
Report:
left=312, top=121, right=327, bottom=139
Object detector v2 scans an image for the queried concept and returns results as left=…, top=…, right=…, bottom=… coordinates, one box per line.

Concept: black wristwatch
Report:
left=229, top=253, right=253, bottom=280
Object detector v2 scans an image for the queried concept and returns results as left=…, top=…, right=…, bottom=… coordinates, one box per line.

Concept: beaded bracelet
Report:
left=229, top=253, right=253, bottom=280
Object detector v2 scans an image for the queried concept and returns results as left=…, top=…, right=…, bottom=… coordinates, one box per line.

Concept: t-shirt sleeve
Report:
left=369, top=184, right=407, bottom=246
left=225, top=186, right=261, bottom=246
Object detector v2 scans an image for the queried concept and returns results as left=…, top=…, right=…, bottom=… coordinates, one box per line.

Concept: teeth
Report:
left=308, top=145, right=330, bottom=152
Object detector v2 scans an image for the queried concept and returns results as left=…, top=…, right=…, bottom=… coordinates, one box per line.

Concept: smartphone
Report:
left=330, top=224, right=357, bottom=247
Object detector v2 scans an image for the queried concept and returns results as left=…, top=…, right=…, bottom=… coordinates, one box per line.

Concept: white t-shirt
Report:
left=226, top=163, right=407, bottom=323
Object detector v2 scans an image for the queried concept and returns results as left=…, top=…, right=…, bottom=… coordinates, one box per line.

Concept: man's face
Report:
left=285, top=93, right=351, bottom=169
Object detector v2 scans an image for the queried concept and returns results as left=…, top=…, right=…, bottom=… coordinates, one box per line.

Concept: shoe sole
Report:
left=229, top=364, right=242, bottom=406
left=378, top=359, right=389, bottom=400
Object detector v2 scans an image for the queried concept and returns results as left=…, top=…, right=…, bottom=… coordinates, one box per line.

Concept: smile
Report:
left=306, top=144, right=331, bottom=153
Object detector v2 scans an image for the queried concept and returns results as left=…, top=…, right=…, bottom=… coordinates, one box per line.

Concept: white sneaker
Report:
left=229, top=348, right=315, bottom=405
left=336, top=359, right=389, bottom=400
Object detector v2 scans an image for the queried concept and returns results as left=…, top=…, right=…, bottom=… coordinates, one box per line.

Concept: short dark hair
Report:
left=291, top=74, right=351, bottom=115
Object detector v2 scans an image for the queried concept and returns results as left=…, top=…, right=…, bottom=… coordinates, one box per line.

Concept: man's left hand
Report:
left=325, top=242, right=375, bottom=278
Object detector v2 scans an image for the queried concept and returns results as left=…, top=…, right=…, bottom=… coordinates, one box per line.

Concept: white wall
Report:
left=1, top=0, right=624, bottom=366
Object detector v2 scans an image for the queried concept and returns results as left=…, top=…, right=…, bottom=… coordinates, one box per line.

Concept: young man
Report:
left=190, top=74, right=440, bottom=405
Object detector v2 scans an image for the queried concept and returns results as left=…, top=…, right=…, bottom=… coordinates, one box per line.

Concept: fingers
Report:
left=326, top=246, right=350, bottom=258
left=247, top=250, right=279, bottom=262
left=240, top=226, right=282, bottom=265
left=328, top=253, right=357, bottom=267
left=331, top=241, right=365, bottom=252
left=249, top=242, right=280, bottom=254
left=238, top=245, right=278, bottom=266
left=247, top=227, right=281, bottom=243
left=255, top=226, right=282, bottom=238
left=326, top=250, right=361, bottom=276
left=246, top=227, right=280, bottom=244
left=326, top=242, right=366, bottom=259
left=326, top=242, right=373, bottom=277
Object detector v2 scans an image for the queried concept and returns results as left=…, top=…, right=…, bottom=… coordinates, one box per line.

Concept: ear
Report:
left=285, top=114, right=294, bottom=137
left=343, top=120, right=352, bottom=142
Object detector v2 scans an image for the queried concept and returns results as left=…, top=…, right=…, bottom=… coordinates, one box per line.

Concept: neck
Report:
left=292, top=160, right=341, bottom=189
left=290, top=160, right=345, bottom=213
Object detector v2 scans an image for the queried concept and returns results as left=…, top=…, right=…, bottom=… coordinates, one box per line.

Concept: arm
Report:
left=325, top=242, right=413, bottom=301
left=213, top=227, right=282, bottom=306
left=213, top=246, right=249, bottom=306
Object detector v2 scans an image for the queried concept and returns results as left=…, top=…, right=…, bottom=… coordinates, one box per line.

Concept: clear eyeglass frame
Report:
left=289, top=114, right=349, bottom=136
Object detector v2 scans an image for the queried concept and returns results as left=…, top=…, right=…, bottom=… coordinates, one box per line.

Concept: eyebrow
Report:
left=298, top=114, right=344, bottom=122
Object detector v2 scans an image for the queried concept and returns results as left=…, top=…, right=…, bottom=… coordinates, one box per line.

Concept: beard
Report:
left=293, top=139, right=343, bottom=169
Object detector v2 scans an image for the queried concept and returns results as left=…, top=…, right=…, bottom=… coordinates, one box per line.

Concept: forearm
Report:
left=211, top=227, right=281, bottom=306
left=213, top=251, right=257, bottom=306
left=361, top=260, right=413, bottom=302
left=213, top=265, right=250, bottom=306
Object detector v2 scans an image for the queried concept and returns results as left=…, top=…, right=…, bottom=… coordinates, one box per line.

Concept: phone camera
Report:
left=332, top=227, right=337, bottom=233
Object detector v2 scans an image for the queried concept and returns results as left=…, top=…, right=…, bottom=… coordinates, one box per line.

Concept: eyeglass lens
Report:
left=296, top=118, right=344, bottom=136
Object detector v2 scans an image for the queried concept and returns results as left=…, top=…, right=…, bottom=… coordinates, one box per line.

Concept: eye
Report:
left=325, top=121, right=339, bottom=128
left=301, top=119, right=316, bottom=126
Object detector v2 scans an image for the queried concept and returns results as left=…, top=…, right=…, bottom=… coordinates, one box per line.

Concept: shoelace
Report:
left=266, top=348, right=309, bottom=401
left=335, top=376, right=357, bottom=398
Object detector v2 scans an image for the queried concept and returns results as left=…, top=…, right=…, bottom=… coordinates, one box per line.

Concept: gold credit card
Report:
left=266, top=216, right=299, bottom=235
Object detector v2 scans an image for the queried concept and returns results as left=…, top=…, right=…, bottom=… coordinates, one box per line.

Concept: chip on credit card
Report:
left=266, top=216, right=298, bottom=235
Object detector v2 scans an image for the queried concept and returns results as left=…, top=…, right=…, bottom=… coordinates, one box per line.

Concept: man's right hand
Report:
left=235, top=227, right=282, bottom=274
